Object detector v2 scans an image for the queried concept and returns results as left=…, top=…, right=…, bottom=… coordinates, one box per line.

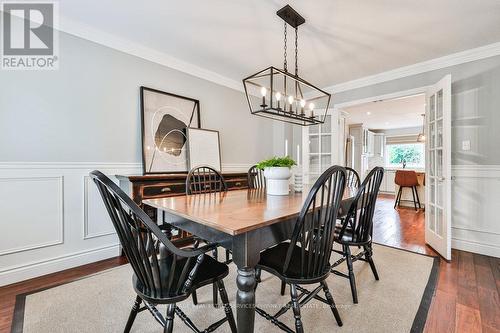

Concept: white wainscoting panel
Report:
left=451, top=165, right=500, bottom=258
left=83, top=175, right=117, bottom=239
left=0, top=162, right=141, bottom=286
left=0, top=176, right=64, bottom=255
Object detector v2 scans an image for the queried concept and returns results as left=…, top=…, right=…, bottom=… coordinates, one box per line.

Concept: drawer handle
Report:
left=235, top=182, right=242, bottom=186
left=161, top=187, right=172, bottom=192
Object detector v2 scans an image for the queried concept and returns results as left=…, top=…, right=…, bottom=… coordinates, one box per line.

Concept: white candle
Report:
left=285, top=139, right=288, bottom=156
left=297, top=144, right=300, bottom=166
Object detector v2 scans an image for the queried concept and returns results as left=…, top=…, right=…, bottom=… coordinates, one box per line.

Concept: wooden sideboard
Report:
left=116, top=172, right=249, bottom=245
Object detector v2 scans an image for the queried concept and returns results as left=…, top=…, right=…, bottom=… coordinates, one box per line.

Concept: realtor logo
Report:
left=1, top=1, right=59, bottom=70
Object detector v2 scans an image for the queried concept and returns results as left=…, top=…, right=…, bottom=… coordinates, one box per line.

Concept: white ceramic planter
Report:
left=263, top=167, right=291, bottom=195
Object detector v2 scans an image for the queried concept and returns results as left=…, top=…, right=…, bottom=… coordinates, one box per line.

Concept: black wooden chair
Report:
left=254, top=166, right=346, bottom=333
left=345, top=167, right=361, bottom=188
left=331, top=166, right=384, bottom=304
left=186, top=165, right=230, bottom=307
left=247, top=165, right=266, bottom=189
left=90, top=170, right=236, bottom=333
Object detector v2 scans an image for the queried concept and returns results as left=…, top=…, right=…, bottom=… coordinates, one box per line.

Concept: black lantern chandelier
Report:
left=242, top=5, right=331, bottom=126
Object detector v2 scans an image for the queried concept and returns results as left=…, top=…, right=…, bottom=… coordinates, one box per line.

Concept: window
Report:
left=385, top=143, right=425, bottom=168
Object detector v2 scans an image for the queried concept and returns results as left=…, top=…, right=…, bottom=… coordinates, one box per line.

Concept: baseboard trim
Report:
left=452, top=237, right=500, bottom=258
left=0, top=244, right=120, bottom=287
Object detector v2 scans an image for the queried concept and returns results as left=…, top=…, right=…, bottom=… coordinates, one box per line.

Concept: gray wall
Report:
left=333, top=55, right=500, bottom=166
left=0, top=31, right=274, bottom=165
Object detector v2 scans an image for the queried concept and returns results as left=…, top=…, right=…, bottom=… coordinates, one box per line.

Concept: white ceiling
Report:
left=343, top=94, right=425, bottom=130
left=58, top=1, right=500, bottom=89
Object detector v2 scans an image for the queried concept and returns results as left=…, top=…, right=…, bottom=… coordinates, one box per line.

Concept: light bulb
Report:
left=287, top=95, right=294, bottom=104
left=260, top=86, right=267, bottom=97
left=300, top=99, right=306, bottom=108
left=309, top=102, right=315, bottom=110
left=275, top=92, right=282, bottom=101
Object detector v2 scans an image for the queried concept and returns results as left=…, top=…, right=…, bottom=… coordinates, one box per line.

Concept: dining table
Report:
left=143, top=186, right=357, bottom=333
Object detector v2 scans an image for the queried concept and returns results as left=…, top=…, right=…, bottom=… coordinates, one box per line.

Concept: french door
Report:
left=302, top=111, right=340, bottom=184
left=425, top=75, right=452, bottom=260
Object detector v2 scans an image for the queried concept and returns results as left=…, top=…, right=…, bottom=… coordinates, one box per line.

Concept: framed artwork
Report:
left=187, top=128, right=222, bottom=171
left=140, top=86, right=201, bottom=174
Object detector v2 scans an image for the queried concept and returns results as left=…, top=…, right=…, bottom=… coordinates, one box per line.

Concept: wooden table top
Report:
left=143, top=187, right=357, bottom=236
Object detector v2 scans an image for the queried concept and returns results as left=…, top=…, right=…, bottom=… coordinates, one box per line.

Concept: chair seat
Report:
left=334, top=227, right=371, bottom=246
left=133, top=253, right=228, bottom=303
left=257, top=242, right=330, bottom=284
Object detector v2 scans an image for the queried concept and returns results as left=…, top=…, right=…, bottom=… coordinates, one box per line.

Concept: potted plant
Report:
left=256, top=156, right=296, bottom=195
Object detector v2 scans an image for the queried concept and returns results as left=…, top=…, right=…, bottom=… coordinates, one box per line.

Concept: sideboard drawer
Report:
left=142, top=183, right=186, bottom=198
left=226, top=178, right=248, bottom=190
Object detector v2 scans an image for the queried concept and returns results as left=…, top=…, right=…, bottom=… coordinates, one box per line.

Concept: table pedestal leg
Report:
left=232, top=232, right=260, bottom=333
left=236, top=267, right=256, bottom=332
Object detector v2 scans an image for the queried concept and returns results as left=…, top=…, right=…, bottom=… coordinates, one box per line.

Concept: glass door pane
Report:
left=309, top=136, right=319, bottom=154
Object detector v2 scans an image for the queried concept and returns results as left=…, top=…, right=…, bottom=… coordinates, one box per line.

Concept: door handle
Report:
left=437, top=177, right=445, bottom=182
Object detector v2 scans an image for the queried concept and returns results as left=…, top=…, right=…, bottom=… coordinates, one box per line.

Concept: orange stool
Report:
left=394, top=170, right=421, bottom=210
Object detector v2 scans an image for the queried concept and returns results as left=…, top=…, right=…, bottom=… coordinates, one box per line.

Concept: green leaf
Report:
left=256, top=156, right=296, bottom=170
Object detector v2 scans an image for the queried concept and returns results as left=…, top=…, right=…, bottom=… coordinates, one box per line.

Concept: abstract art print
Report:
left=140, top=86, right=201, bottom=174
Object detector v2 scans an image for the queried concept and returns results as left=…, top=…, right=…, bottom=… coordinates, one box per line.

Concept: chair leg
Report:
left=321, top=281, right=343, bottom=327
left=217, top=280, right=237, bottom=333
left=212, top=248, right=219, bottom=307
left=225, top=249, right=231, bottom=263
left=364, top=245, right=379, bottom=280
left=345, top=245, right=358, bottom=304
left=414, top=186, right=422, bottom=209
left=411, top=186, right=418, bottom=211
left=191, top=290, right=198, bottom=305
left=394, top=187, right=402, bottom=208
left=290, top=284, right=304, bottom=333
left=164, top=304, right=175, bottom=333
left=280, top=280, right=286, bottom=296
left=124, top=295, right=142, bottom=333
left=255, top=268, right=261, bottom=291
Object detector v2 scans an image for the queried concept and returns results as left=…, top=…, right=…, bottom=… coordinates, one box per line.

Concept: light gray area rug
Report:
left=12, top=244, right=438, bottom=333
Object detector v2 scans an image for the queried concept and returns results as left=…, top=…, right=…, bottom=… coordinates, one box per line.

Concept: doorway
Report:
left=328, top=78, right=452, bottom=260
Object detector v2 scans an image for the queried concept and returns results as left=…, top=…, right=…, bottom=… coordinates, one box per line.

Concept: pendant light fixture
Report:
left=417, top=113, right=426, bottom=142
left=242, top=5, right=331, bottom=126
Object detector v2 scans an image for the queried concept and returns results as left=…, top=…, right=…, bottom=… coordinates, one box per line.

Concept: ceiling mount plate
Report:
left=277, top=5, right=305, bottom=28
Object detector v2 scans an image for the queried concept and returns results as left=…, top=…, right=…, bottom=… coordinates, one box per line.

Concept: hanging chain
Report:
left=283, top=21, right=287, bottom=72
left=295, top=27, right=298, bottom=76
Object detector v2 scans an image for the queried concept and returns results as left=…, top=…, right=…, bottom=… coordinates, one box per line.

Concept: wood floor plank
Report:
left=424, top=289, right=456, bottom=333
left=477, top=286, right=500, bottom=331
left=437, top=250, right=459, bottom=295
left=457, top=251, right=480, bottom=309
left=490, top=256, right=500, bottom=293
left=455, top=303, right=482, bottom=333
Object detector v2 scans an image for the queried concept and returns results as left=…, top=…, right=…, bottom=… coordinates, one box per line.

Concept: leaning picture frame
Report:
left=186, top=128, right=222, bottom=172
left=140, top=86, right=201, bottom=174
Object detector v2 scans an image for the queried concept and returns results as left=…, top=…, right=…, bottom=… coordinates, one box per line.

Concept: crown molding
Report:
left=55, top=14, right=500, bottom=97
left=325, top=42, right=500, bottom=94
left=58, top=16, right=244, bottom=93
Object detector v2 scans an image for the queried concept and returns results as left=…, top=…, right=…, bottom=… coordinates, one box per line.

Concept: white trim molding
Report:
left=451, top=165, right=500, bottom=258
left=325, top=42, right=500, bottom=93
left=0, top=244, right=120, bottom=287
left=49, top=14, right=500, bottom=97
left=0, top=176, right=64, bottom=256
left=0, top=162, right=139, bottom=286
left=58, top=16, right=244, bottom=93
left=221, top=163, right=253, bottom=173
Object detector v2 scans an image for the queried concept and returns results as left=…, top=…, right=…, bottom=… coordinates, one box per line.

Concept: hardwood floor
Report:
left=374, top=195, right=500, bottom=333
left=0, top=195, right=499, bottom=333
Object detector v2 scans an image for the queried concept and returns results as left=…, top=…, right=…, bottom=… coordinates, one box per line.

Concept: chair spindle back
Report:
left=247, top=165, right=266, bottom=189
left=90, top=170, right=204, bottom=299
left=186, top=166, right=227, bottom=195
left=345, top=167, right=361, bottom=188
left=338, top=167, right=384, bottom=243
left=283, top=166, right=346, bottom=279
